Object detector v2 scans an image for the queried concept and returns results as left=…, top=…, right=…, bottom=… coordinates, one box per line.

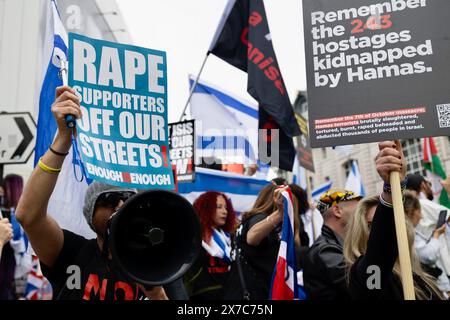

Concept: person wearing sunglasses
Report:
left=15, top=86, right=168, bottom=300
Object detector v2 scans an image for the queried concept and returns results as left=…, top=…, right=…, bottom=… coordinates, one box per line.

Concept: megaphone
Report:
left=108, top=190, right=201, bottom=287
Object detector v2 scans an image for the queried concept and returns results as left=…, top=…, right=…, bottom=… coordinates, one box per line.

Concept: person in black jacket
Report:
left=344, top=140, right=443, bottom=300
left=302, top=189, right=362, bottom=300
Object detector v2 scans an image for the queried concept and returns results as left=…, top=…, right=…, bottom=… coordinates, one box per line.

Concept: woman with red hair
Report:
left=184, top=191, right=237, bottom=300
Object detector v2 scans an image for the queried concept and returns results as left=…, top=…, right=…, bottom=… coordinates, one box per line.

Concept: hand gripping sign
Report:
left=68, top=33, right=174, bottom=190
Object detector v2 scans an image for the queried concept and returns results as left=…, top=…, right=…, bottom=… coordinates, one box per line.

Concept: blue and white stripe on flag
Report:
left=9, top=208, right=32, bottom=279
left=35, top=0, right=94, bottom=239
left=178, top=167, right=269, bottom=215
left=202, top=229, right=232, bottom=263
left=312, top=181, right=333, bottom=201
left=35, top=0, right=68, bottom=165
left=189, top=77, right=258, bottom=165
left=255, top=159, right=271, bottom=180
left=345, top=161, right=366, bottom=197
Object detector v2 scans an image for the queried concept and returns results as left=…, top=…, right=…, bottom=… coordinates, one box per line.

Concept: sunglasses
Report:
left=95, top=191, right=136, bottom=209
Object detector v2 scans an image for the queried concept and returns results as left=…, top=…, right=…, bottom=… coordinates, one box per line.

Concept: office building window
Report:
left=401, top=139, right=424, bottom=175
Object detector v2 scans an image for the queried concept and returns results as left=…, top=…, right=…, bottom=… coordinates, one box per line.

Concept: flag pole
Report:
left=305, top=170, right=317, bottom=241
left=390, top=171, right=416, bottom=300
left=59, top=59, right=76, bottom=129
left=60, top=59, right=68, bottom=86
left=179, top=53, right=210, bottom=121
left=429, top=139, right=435, bottom=173
left=425, top=138, right=434, bottom=173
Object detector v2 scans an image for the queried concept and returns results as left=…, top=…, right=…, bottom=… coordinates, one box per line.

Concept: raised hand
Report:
left=0, top=218, right=13, bottom=246
left=375, top=140, right=407, bottom=184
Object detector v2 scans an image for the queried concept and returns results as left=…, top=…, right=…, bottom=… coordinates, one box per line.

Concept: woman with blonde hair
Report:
left=343, top=141, right=443, bottom=299
left=403, top=191, right=450, bottom=297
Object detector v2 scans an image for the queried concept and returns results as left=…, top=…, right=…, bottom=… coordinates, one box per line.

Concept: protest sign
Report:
left=295, top=114, right=315, bottom=172
left=303, top=0, right=450, bottom=147
left=169, top=120, right=195, bottom=182
left=68, top=33, right=174, bottom=189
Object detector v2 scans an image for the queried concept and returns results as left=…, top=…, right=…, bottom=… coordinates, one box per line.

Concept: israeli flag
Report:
left=189, top=77, right=258, bottom=165
left=202, top=229, right=232, bottom=263
left=9, top=208, right=32, bottom=279
left=312, top=181, right=333, bottom=201
left=345, top=161, right=366, bottom=197
left=178, top=167, right=269, bottom=215
left=35, top=0, right=68, bottom=164
left=35, top=0, right=94, bottom=239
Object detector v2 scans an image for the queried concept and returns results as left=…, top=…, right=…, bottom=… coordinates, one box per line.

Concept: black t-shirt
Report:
left=41, top=230, right=143, bottom=300
left=241, top=213, right=281, bottom=279
left=184, top=248, right=230, bottom=300
left=224, top=213, right=281, bottom=300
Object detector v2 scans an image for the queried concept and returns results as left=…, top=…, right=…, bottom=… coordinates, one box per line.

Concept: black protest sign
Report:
left=168, top=120, right=195, bottom=182
left=303, top=0, right=450, bottom=147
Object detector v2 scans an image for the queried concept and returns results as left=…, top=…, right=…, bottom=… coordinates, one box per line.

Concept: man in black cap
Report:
left=303, top=190, right=362, bottom=300
left=406, top=173, right=434, bottom=201
left=16, top=86, right=168, bottom=300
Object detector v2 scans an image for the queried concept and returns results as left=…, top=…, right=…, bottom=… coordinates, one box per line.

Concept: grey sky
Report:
left=115, top=0, right=307, bottom=122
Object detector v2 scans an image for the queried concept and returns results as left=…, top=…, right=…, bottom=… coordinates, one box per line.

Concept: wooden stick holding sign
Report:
left=390, top=152, right=415, bottom=300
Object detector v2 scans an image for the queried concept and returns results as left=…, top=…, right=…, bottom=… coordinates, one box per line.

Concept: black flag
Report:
left=210, top=0, right=301, bottom=138
left=259, top=108, right=296, bottom=171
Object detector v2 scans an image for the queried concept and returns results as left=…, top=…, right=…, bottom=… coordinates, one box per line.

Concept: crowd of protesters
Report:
left=1, top=152, right=450, bottom=300
left=0, top=87, right=449, bottom=300
left=184, top=140, right=450, bottom=300
left=2, top=143, right=450, bottom=300
left=185, top=141, right=450, bottom=300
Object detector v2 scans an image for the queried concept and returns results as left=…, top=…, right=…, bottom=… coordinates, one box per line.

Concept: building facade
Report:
left=0, top=0, right=131, bottom=180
